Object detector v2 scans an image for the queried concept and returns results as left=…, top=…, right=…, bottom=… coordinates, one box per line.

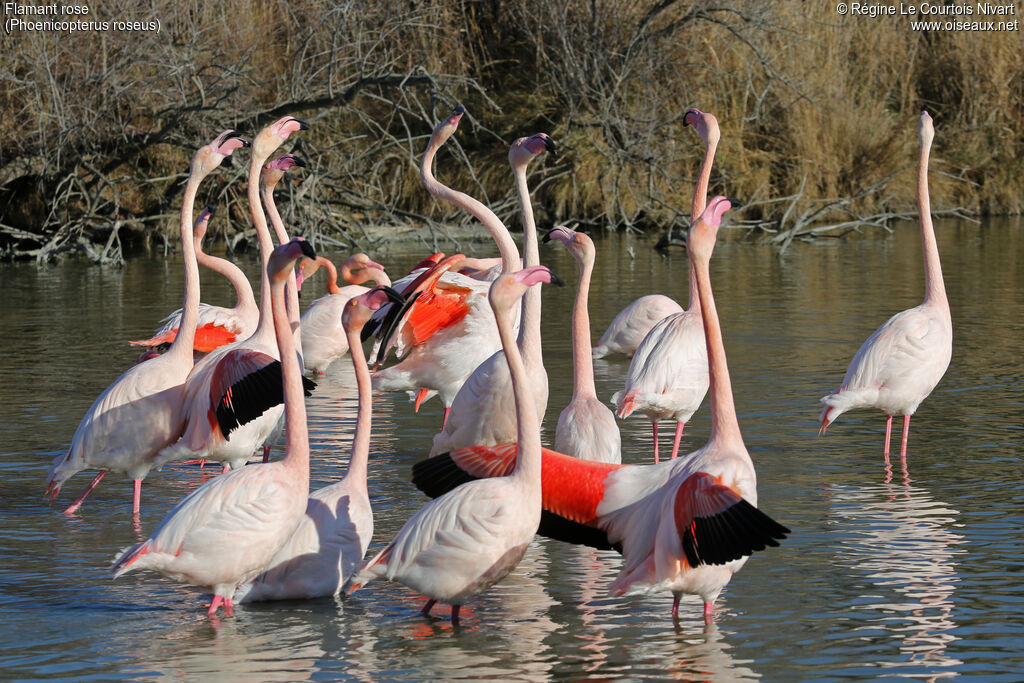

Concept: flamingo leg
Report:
left=652, top=421, right=659, bottom=464
left=883, top=414, right=893, bottom=457
left=62, top=470, right=109, bottom=515
left=224, top=597, right=235, bottom=616
left=221, top=464, right=230, bottom=474
left=442, top=407, right=450, bottom=430
left=262, top=445, right=271, bottom=463
left=132, top=479, right=142, bottom=515
left=421, top=598, right=437, bottom=616
left=671, top=595, right=681, bottom=620
left=703, top=601, right=714, bottom=625
left=900, top=414, right=911, bottom=458
left=670, top=422, right=685, bottom=460
left=451, top=603, right=461, bottom=626
left=207, top=595, right=224, bottom=616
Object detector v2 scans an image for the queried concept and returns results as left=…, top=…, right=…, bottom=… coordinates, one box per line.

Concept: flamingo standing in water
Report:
left=546, top=226, right=621, bottom=464
left=819, top=111, right=952, bottom=459
left=414, top=198, right=789, bottom=623
left=428, top=132, right=555, bottom=455
left=112, top=237, right=318, bottom=617
left=298, top=254, right=391, bottom=375
left=349, top=266, right=560, bottom=625
left=45, top=130, right=247, bottom=515
left=613, top=108, right=719, bottom=462
left=129, top=205, right=258, bottom=355
left=592, top=295, right=682, bottom=359
left=370, top=106, right=522, bottom=427
left=236, top=285, right=403, bottom=602
left=154, top=117, right=312, bottom=473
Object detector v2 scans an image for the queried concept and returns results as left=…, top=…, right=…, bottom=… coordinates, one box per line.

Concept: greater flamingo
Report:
left=154, top=117, right=311, bottom=473
left=370, top=105, right=522, bottom=426
left=45, top=130, right=246, bottom=515
left=414, top=198, right=789, bottom=623
left=819, top=111, right=952, bottom=459
left=612, top=108, right=719, bottom=462
left=428, top=132, right=555, bottom=455
left=592, top=295, right=682, bottom=359
left=546, top=226, right=622, bottom=464
left=349, top=266, right=561, bottom=625
left=112, top=237, right=318, bottom=617
left=298, top=254, right=391, bottom=375
left=236, top=285, right=403, bottom=602
left=129, top=204, right=258, bottom=355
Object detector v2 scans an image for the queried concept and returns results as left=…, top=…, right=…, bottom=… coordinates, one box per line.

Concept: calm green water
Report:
left=1, top=218, right=1021, bottom=681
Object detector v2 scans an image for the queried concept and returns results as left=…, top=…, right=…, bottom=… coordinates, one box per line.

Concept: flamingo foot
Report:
left=421, top=598, right=437, bottom=616
left=62, top=470, right=109, bottom=515
left=818, top=414, right=830, bottom=435
left=670, top=422, right=685, bottom=460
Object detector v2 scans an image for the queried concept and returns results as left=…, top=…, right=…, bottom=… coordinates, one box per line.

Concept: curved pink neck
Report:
left=512, top=161, right=542, bottom=361
left=166, top=174, right=202, bottom=359
left=918, top=137, right=948, bottom=312
left=570, top=249, right=598, bottom=400
left=248, top=152, right=277, bottom=344
left=420, top=132, right=519, bottom=273
left=343, top=321, right=372, bottom=488
left=687, top=131, right=718, bottom=312
left=194, top=233, right=257, bottom=314
left=318, top=258, right=342, bottom=295
left=693, top=250, right=743, bottom=450
left=260, top=181, right=301, bottom=337
left=272, top=272, right=309, bottom=474
left=342, top=262, right=391, bottom=288
left=495, top=293, right=541, bottom=486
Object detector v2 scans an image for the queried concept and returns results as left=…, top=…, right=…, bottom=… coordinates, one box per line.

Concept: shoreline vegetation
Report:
left=1, top=1, right=1020, bottom=264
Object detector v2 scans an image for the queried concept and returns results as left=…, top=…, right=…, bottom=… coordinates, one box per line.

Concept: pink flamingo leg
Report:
left=224, top=597, right=235, bottom=616
left=652, top=421, right=660, bottom=464
left=451, top=603, right=461, bottom=626
left=670, top=421, right=685, bottom=460
left=703, top=601, right=714, bottom=625
left=421, top=598, right=437, bottom=616
left=672, top=594, right=681, bottom=619
left=207, top=595, right=224, bottom=616
left=883, top=414, right=893, bottom=457
left=132, top=479, right=142, bottom=515
left=262, top=445, right=271, bottom=463
left=62, top=470, right=109, bottom=515
left=900, top=414, right=911, bottom=458
left=441, top=407, right=451, bottom=430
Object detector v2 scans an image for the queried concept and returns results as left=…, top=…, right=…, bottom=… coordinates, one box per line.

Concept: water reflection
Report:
left=827, top=458, right=966, bottom=676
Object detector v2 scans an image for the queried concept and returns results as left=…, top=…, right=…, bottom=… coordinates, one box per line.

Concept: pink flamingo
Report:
left=154, top=117, right=311, bottom=473
left=349, top=266, right=560, bottom=625
left=371, top=106, right=522, bottom=427
left=236, top=285, right=403, bottom=602
left=112, top=237, right=318, bottom=617
left=260, top=153, right=306, bottom=348
left=819, top=111, right=952, bottom=459
left=612, top=108, right=719, bottom=462
left=45, top=130, right=246, bottom=515
left=298, top=254, right=391, bottom=375
left=592, top=295, right=682, bottom=359
left=428, top=131, right=555, bottom=454
left=129, top=205, right=258, bottom=355
left=415, top=198, right=789, bottom=623
left=546, top=226, right=622, bottom=464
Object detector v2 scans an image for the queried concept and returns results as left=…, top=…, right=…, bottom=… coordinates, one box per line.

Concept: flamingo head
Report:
left=509, top=132, right=556, bottom=168
left=489, top=265, right=563, bottom=316
left=341, top=253, right=389, bottom=286
left=919, top=110, right=934, bottom=151
left=431, top=104, right=466, bottom=147
left=295, top=256, right=324, bottom=292
left=269, top=237, right=317, bottom=285
left=193, top=130, right=247, bottom=177
left=688, top=196, right=736, bottom=263
left=192, top=205, right=215, bottom=242
left=543, top=225, right=594, bottom=268
left=343, top=286, right=405, bottom=331
left=253, top=116, right=309, bottom=161
left=261, top=153, right=306, bottom=191
left=683, top=108, right=720, bottom=148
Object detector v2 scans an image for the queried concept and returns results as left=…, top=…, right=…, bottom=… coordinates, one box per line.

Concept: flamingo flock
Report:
left=47, top=106, right=952, bottom=628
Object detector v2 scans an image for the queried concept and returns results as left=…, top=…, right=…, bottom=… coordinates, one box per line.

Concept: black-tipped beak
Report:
left=549, top=271, right=566, bottom=287
left=299, top=240, right=317, bottom=260
left=453, top=104, right=466, bottom=115
left=543, top=137, right=557, bottom=156
left=296, top=119, right=310, bottom=131
left=377, top=286, right=406, bottom=306
left=204, top=205, right=216, bottom=218
left=291, top=156, right=308, bottom=168
left=726, top=197, right=743, bottom=208
left=542, top=229, right=554, bottom=243
left=226, top=130, right=250, bottom=147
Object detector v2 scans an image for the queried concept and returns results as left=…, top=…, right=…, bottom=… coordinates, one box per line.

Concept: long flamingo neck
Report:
left=194, top=237, right=256, bottom=312
left=260, top=183, right=301, bottom=342
left=686, top=255, right=701, bottom=312
left=272, top=279, right=309, bottom=475
left=249, top=153, right=276, bottom=340
left=344, top=325, right=372, bottom=488
left=918, top=141, right=948, bottom=312
left=420, top=136, right=520, bottom=273
left=691, top=135, right=718, bottom=219
left=571, top=252, right=598, bottom=400
left=166, top=174, right=202, bottom=359
left=496, top=299, right=541, bottom=487
left=321, top=259, right=342, bottom=295
left=513, top=164, right=542, bottom=359
left=693, top=255, right=743, bottom=449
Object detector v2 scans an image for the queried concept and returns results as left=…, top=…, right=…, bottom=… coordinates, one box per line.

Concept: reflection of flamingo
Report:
left=112, top=237, right=318, bottom=617
left=154, top=117, right=311, bottom=473
left=46, top=130, right=247, bottom=515
left=592, top=295, right=682, bottom=359
left=237, top=286, right=402, bottom=602
left=130, top=205, right=258, bottom=354
left=428, top=132, right=555, bottom=454
left=349, top=266, right=558, bottom=625
left=415, top=199, right=789, bottom=623
left=613, top=109, right=718, bottom=462
left=546, top=226, right=621, bottom=464
left=299, top=255, right=391, bottom=374
left=819, top=111, right=952, bottom=459
left=371, top=106, right=521, bottom=426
